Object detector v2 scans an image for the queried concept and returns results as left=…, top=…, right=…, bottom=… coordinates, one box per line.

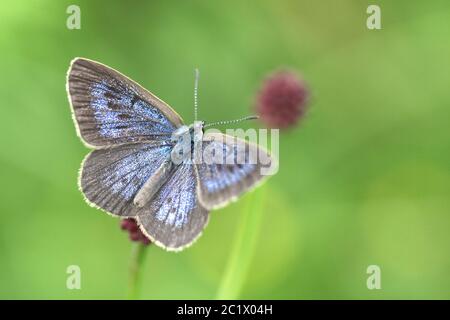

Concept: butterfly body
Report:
left=134, top=122, right=205, bottom=208
left=133, top=156, right=173, bottom=208
left=67, top=58, right=274, bottom=251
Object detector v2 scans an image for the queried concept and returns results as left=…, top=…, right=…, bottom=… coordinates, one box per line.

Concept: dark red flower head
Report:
left=120, top=218, right=151, bottom=245
left=256, top=70, right=309, bottom=129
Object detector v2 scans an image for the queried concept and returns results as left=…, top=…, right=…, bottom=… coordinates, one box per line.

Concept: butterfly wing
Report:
left=67, top=58, right=183, bottom=148
left=195, top=133, right=274, bottom=210
left=136, top=162, right=209, bottom=251
left=80, top=141, right=173, bottom=217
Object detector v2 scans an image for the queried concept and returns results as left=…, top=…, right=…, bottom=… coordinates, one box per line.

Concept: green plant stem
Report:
left=127, top=242, right=148, bottom=300
left=216, top=185, right=267, bottom=299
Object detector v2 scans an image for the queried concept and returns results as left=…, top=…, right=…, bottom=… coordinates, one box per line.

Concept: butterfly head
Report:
left=191, top=120, right=205, bottom=133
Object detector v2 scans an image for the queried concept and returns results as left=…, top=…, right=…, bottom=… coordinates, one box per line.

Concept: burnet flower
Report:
left=120, top=218, right=151, bottom=245
left=256, top=70, right=309, bottom=129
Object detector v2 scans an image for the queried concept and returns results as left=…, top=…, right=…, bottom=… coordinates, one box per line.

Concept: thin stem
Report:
left=216, top=185, right=267, bottom=299
left=127, top=242, right=148, bottom=300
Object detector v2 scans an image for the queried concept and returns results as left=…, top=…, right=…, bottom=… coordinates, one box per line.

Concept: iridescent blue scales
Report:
left=67, top=58, right=272, bottom=251
left=196, top=133, right=266, bottom=210
left=67, top=58, right=182, bottom=147
left=137, top=162, right=209, bottom=249
left=80, top=142, right=173, bottom=217
left=90, top=80, right=176, bottom=141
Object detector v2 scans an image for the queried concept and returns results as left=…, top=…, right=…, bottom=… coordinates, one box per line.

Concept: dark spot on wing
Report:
left=130, top=96, right=139, bottom=106
left=104, top=91, right=115, bottom=99
left=108, top=101, right=121, bottom=110
left=118, top=113, right=131, bottom=120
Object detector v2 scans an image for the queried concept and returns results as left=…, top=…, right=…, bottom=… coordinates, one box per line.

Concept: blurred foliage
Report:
left=0, top=0, right=449, bottom=299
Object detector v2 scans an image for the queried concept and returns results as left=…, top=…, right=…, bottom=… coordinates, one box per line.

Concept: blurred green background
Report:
left=1, top=0, right=449, bottom=299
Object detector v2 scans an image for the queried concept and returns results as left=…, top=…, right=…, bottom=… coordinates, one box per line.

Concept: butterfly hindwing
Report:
left=67, top=58, right=183, bottom=148
left=80, top=142, right=173, bottom=217
left=195, top=133, right=273, bottom=210
left=136, top=161, right=209, bottom=251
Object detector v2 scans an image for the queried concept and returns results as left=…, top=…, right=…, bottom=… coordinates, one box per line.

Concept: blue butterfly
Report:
left=67, top=58, right=274, bottom=251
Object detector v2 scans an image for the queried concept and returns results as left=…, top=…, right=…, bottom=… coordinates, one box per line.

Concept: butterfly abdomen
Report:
left=133, top=157, right=173, bottom=207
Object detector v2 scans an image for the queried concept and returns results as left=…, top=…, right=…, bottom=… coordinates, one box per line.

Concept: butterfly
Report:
left=66, top=58, right=275, bottom=251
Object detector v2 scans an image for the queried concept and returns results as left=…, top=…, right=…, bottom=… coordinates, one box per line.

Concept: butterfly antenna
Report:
left=194, top=68, right=199, bottom=121
left=204, top=115, right=259, bottom=128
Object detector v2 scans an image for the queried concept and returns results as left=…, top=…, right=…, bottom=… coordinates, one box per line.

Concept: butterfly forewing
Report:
left=67, top=58, right=183, bottom=148
left=196, top=133, right=273, bottom=210
left=136, top=161, right=209, bottom=251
